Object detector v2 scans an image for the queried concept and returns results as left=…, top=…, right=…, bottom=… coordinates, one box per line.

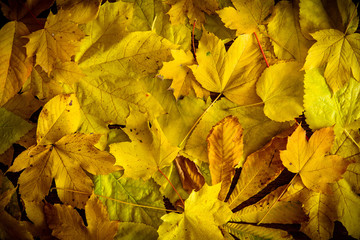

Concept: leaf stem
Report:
left=52, top=187, right=182, bottom=213
left=158, top=168, right=185, bottom=208
left=257, top=172, right=299, bottom=225
left=226, top=101, right=264, bottom=111
left=178, top=93, right=222, bottom=149
left=253, top=32, right=269, bottom=68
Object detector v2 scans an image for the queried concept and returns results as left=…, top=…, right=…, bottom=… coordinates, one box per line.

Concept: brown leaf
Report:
left=175, top=155, right=205, bottom=194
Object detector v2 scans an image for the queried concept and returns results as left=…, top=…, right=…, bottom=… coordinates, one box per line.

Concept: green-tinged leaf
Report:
left=0, top=21, right=32, bottom=106
left=36, top=94, right=83, bottom=145
left=158, top=184, right=232, bottom=240
left=207, top=116, right=243, bottom=200
left=333, top=179, right=360, bottom=239
left=0, top=107, right=33, bottom=154
left=231, top=186, right=307, bottom=224
left=225, top=222, right=294, bottom=240
left=76, top=0, right=134, bottom=62
left=115, top=222, right=158, bottom=240
left=228, top=126, right=293, bottom=209
left=204, top=13, right=236, bottom=41
left=332, top=130, right=360, bottom=193
left=304, top=68, right=360, bottom=136
left=76, top=75, right=163, bottom=125
left=144, top=77, right=209, bottom=147
left=267, top=1, right=313, bottom=63
left=184, top=98, right=291, bottom=163
left=153, top=162, right=189, bottom=204
left=256, top=62, right=304, bottom=122
left=303, top=29, right=360, bottom=92
left=217, top=0, right=274, bottom=35
left=94, top=172, right=165, bottom=229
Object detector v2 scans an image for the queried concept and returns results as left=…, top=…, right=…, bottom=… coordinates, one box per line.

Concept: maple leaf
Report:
left=24, top=9, right=85, bottom=73
left=256, top=61, right=304, bottom=122
left=217, top=0, right=274, bottom=35
left=189, top=30, right=266, bottom=105
left=0, top=107, right=33, bottom=155
left=280, top=125, right=349, bottom=193
left=158, top=49, right=209, bottom=99
left=207, top=116, right=243, bottom=200
left=44, top=193, right=119, bottom=240
left=228, top=126, right=294, bottom=209
left=304, top=68, right=360, bottom=136
left=94, top=171, right=165, bottom=229
left=0, top=21, right=32, bottom=106
left=158, top=184, right=232, bottom=240
left=110, top=109, right=179, bottom=180
left=267, top=1, right=314, bottom=63
left=303, top=29, right=360, bottom=92
left=165, top=0, right=218, bottom=27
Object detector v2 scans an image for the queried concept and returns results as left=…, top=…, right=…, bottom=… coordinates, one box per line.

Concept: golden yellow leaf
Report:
left=24, top=10, right=85, bottom=73
left=225, top=222, right=294, bottom=239
left=207, top=116, right=243, bottom=200
left=280, top=125, right=349, bottom=193
left=165, top=0, right=218, bottom=27
left=50, top=61, right=85, bottom=86
left=44, top=193, right=119, bottom=239
left=110, top=109, right=179, bottom=180
left=3, top=91, right=42, bottom=120
left=228, top=126, right=294, bottom=210
left=217, top=0, right=274, bottom=35
left=0, top=21, right=32, bottom=106
left=8, top=133, right=117, bottom=208
left=158, top=49, right=209, bottom=99
left=174, top=156, right=205, bottom=194
left=189, top=31, right=265, bottom=105
left=37, top=94, right=83, bottom=145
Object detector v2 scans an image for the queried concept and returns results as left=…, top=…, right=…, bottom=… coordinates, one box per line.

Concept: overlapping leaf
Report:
left=280, top=125, right=349, bottom=193
left=189, top=31, right=266, bottom=105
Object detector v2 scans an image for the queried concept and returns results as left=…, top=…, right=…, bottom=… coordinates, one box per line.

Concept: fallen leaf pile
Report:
left=0, top=0, right=359, bottom=239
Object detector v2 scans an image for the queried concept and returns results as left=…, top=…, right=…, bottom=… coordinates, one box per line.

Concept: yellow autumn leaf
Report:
left=225, top=223, right=294, bottom=239
left=217, top=0, right=274, bottom=35
left=50, top=61, right=85, bottom=86
left=158, top=49, right=209, bottom=99
left=110, top=109, right=179, bottom=180
left=303, top=29, right=360, bottom=92
left=256, top=61, right=304, bottom=122
left=165, top=0, right=218, bottom=27
left=280, top=125, right=349, bottom=193
left=56, top=0, right=102, bottom=24
left=36, top=94, right=83, bottom=145
left=44, top=193, right=119, bottom=240
left=158, top=183, right=232, bottom=240
left=24, top=9, right=85, bottom=73
left=8, top=133, right=117, bottom=208
left=207, top=116, right=243, bottom=200
left=228, top=126, right=293, bottom=210
left=189, top=31, right=265, bottom=105
left=267, top=1, right=313, bottom=63
left=0, top=21, right=32, bottom=106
